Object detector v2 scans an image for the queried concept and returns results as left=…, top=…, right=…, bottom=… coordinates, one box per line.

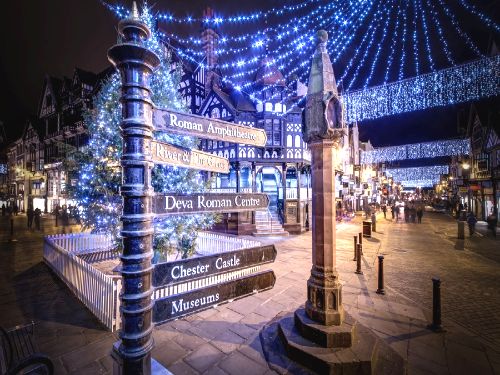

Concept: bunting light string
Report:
left=360, top=139, right=471, bottom=164
left=345, top=0, right=386, bottom=90
left=383, top=0, right=402, bottom=83
left=418, top=0, right=436, bottom=72
left=102, top=0, right=323, bottom=25
left=457, top=0, right=500, bottom=33
left=338, top=0, right=384, bottom=86
left=344, top=55, right=500, bottom=124
left=411, top=0, right=420, bottom=76
left=426, top=0, right=455, bottom=66
left=397, top=0, right=409, bottom=81
left=437, top=0, right=483, bottom=57
left=362, top=0, right=394, bottom=88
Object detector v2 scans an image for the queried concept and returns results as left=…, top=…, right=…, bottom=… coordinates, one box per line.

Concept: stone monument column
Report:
left=107, top=4, right=160, bottom=374
left=302, top=30, right=344, bottom=326
left=270, top=30, right=405, bottom=375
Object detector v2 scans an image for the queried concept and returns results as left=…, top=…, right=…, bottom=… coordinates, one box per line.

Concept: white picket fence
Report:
left=43, top=233, right=122, bottom=331
left=43, top=232, right=261, bottom=331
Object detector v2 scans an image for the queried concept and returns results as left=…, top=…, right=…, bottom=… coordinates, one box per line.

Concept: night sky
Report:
left=0, top=0, right=498, bottom=146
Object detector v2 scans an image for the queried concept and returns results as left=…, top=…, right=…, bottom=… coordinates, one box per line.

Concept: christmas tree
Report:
left=67, top=5, right=215, bottom=260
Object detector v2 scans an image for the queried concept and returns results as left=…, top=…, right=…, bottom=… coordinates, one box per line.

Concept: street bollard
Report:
left=355, top=244, right=363, bottom=275
left=376, top=255, right=385, bottom=295
left=371, top=213, right=376, bottom=232
left=428, top=277, right=444, bottom=332
left=9, top=216, right=17, bottom=242
left=457, top=221, right=465, bottom=239
left=358, top=232, right=363, bottom=254
left=353, top=236, right=358, bottom=261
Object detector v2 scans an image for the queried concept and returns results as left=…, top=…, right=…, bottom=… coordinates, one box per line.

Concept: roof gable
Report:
left=38, top=75, right=61, bottom=118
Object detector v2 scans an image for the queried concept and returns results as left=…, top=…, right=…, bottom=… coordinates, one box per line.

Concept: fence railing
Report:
left=44, top=232, right=261, bottom=331
left=43, top=234, right=121, bottom=331
left=285, top=188, right=312, bottom=200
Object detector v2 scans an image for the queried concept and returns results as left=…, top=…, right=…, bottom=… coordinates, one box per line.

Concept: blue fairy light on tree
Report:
left=66, top=4, right=216, bottom=260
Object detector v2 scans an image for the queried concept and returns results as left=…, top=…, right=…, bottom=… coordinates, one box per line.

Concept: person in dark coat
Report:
left=416, top=206, right=423, bottom=223
left=34, top=208, right=41, bottom=230
left=404, top=204, right=410, bottom=223
left=391, top=204, right=395, bottom=219
left=467, top=212, right=477, bottom=236
left=1, top=204, right=5, bottom=216
left=382, top=204, right=387, bottom=219
left=486, top=210, right=497, bottom=237
left=27, top=207, right=34, bottom=229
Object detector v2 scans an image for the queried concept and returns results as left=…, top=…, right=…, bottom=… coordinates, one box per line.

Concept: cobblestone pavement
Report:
left=380, top=212, right=500, bottom=349
left=1, top=213, right=500, bottom=374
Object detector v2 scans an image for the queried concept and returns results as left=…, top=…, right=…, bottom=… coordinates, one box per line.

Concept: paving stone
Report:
left=167, top=360, right=198, bottom=375
left=153, top=339, right=189, bottom=366
left=154, top=325, right=181, bottom=346
left=218, top=351, right=269, bottom=375
left=174, top=330, right=208, bottom=351
left=184, top=343, right=225, bottom=373
left=240, top=312, right=270, bottom=327
left=68, top=360, right=108, bottom=375
left=211, top=329, right=246, bottom=354
left=446, top=340, right=493, bottom=375
left=228, top=322, right=258, bottom=340
left=192, top=320, right=234, bottom=341
left=203, top=365, right=229, bottom=375
left=60, top=336, right=115, bottom=372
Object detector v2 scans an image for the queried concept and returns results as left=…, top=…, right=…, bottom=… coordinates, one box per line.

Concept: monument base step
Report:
left=260, top=311, right=406, bottom=375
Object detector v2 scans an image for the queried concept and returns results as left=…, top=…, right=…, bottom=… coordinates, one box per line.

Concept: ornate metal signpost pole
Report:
left=108, top=4, right=159, bottom=374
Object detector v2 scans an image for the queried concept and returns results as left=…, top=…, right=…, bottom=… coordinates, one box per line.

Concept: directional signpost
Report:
left=153, top=244, right=277, bottom=287
left=152, top=193, right=269, bottom=216
left=150, top=139, right=229, bottom=173
left=153, top=271, right=276, bottom=323
left=108, top=6, right=275, bottom=374
left=153, top=107, right=267, bottom=147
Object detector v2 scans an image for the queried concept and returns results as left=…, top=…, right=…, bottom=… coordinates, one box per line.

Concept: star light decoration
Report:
left=385, top=165, right=449, bottom=187
left=361, top=139, right=471, bottom=164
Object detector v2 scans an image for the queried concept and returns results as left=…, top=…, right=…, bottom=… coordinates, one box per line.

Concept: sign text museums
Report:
left=152, top=193, right=269, bottom=216
left=150, top=140, right=229, bottom=174
left=153, top=108, right=267, bottom=147
left=153, top=270, right=276, bottom=323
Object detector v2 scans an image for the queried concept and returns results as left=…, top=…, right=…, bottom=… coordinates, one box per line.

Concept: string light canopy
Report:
left=103, top=0, right=500, bottom=122
left=361, top=139, right=471, bottom=164
left=385, top=165, right=449, bottom=187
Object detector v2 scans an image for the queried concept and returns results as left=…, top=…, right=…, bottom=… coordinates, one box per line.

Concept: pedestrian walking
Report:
left=27, top=207, right=34, bottom=229
left=416, top=206, right=423, bottom=223
left=382, top=204, right=387, bottom=219
left=391, top=204, right=395, bottom=220
left=13, top=204, right=18, bottom=216
left=1, top=203, right=5, bottom=216
left=395, top=205, right=400, bottom=222
left=486, top=210, right=497, bottom=237
left=34, top=208, right=41, bottom=231
left=466, top=212, right=477, bottom=236
left=61, top=205, right=70, bottom=233
left=410, top=204, right=417, bottom=223
left=404, top=204, right=410, bottom=223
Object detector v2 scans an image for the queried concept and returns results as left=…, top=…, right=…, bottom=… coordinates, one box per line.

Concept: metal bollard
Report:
left=371, top=213, right=376, bottom=232
left=355, top=244, right=363, bottom=274
left=376, top=255, right=385, bottom=294
left=9, top=217, right=17, bottom=242
left=353, top=236, right=358, bottom=261
left=428, top=277, right=444, bottom=332
left=358, top=232, right=363, bottom=254
left=457, top=221, right=465, bottom=239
